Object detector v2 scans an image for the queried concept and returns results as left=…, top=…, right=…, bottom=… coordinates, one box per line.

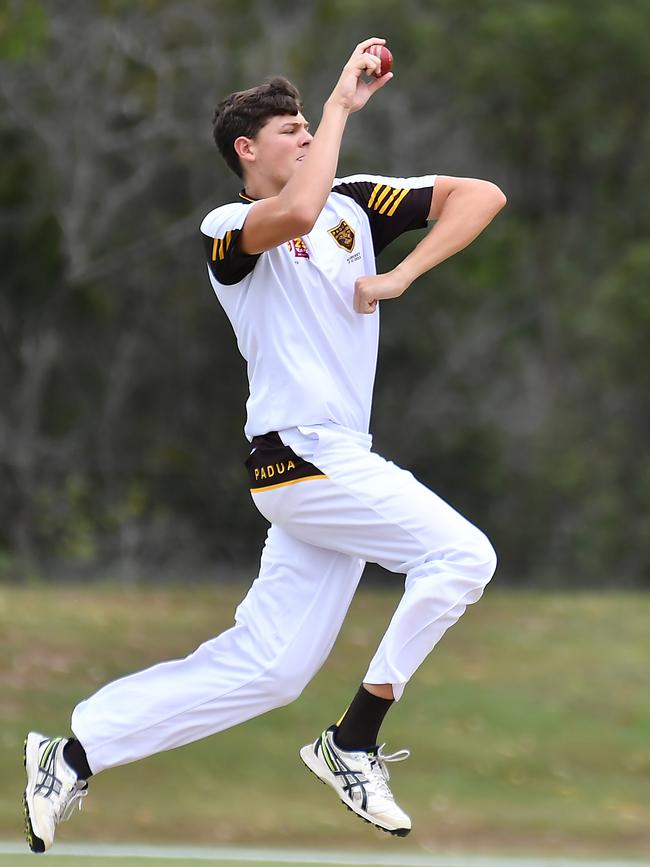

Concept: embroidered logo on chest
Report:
left=328, top=219, right=355, bottom=253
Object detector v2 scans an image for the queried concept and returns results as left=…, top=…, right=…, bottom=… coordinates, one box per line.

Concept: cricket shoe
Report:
left=23, top=732, right=88, bottom=853
left=300, top=725, right=411, bottom=836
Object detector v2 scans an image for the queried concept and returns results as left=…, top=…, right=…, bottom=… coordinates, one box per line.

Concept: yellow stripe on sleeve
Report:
left=373, top=185, right=392, bottom=211
left=378, top=187, right=401, bottom=215
left=218, top=238, right=225, bottom=260
left=387, top=187, right=409, bottom=216
left=211, top=237, right=219, bottom=261
left=225, top=230, right=233, bottom=251
left=367, top=183, right=382, bottom=209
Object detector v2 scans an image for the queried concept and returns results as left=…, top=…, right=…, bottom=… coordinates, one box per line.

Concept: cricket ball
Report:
left=367, top=44, right=393, bottom=78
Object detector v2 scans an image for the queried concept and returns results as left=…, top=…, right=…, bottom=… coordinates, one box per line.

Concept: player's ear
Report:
left=234, top=136, right=256, bottom=168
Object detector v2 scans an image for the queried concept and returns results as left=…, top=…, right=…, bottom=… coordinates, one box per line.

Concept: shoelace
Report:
left=364, top=744, right=410, bottom=800
left=58, top=781, right=88, bottom=823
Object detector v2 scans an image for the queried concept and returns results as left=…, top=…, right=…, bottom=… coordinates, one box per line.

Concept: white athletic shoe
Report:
left=300, top=726, right=411, bottom=836
left=23, top=732, right=88, bottom=853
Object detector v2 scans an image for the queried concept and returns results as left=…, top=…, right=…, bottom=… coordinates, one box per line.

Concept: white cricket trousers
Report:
left=72, top=423, right=496, bottom=774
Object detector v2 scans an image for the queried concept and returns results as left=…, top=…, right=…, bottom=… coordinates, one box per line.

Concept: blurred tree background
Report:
left=1, top=0, right=648, bottom=585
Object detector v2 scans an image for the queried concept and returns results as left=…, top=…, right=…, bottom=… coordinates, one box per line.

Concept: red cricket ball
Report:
left=367, top=44, right=393, bottom=78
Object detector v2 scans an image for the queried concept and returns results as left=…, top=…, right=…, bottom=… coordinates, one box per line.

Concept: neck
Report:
left=242, top=173, right=284, bottom=201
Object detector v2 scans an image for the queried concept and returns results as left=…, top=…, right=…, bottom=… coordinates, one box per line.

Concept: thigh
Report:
left=234, top=524, right=365, bottom=669
left=252, top=425, right=487, bottom=575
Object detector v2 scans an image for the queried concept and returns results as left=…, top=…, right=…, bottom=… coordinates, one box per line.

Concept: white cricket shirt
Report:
left=200, top=174, right=436, bottom=439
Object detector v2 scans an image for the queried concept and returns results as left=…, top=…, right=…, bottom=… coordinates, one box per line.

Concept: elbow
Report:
left=487, top=181, right=507, bottom=214
left=278, top=195, right=319, bottom=236
left=291, top=207, right=319, bottom=236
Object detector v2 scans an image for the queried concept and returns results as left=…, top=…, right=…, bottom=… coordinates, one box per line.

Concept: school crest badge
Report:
left=328, top=219, right=355, bottom=253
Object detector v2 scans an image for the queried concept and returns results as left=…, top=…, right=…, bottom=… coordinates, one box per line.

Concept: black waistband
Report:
left=245, top=431, right=326, bottom=490
left=250, top=431, right=284, bottom=450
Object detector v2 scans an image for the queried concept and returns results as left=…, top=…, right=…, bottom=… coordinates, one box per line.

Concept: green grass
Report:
left=2, top=585, right=650, bottom=858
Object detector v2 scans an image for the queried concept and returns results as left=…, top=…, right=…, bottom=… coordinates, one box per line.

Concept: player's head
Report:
left=213, top=77, right=312, bottom=188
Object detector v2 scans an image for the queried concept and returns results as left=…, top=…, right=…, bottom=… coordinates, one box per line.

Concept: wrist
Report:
left=393, top=263, right=417, bottom=292
left=323, top=95, right=352, bottom=118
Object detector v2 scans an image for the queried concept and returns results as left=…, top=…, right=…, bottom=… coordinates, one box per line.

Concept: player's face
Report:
left=249, top=112, right=312, bottom=189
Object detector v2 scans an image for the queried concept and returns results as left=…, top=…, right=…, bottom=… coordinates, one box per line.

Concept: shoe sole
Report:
left=23, top=734, right=46, bottom=854
left=299, top=744, right=411, bottom=838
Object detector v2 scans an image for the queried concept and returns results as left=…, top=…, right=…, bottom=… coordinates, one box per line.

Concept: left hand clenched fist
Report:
left=353, top=270, right=408, bottom=314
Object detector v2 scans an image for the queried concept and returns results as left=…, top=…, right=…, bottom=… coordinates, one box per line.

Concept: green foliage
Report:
left=0, top=0, right=48, bottom=61
left=0, top=1, right=648, bottom=584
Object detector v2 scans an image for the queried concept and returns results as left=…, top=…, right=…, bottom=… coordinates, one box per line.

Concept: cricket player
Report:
left=23, top=38, right=506, bottom=852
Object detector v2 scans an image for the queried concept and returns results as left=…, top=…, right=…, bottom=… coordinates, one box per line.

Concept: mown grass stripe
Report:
left=0, top=843, right=649, bottom=867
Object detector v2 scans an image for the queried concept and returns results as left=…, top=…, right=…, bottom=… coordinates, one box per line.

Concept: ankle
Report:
left=333, top=684, right=394, bottom=752
left=63, top=739, right=93, bottom=780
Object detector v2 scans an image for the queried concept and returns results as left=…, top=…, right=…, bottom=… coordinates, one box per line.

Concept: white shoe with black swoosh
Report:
left=23, top=732, right=88, bottom=853
left=300, top=725, right=411, bottom=836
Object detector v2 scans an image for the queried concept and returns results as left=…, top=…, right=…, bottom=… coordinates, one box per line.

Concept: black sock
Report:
left=333, top=685, right=394, bottom=752
left=63, top=739, right=93, bottom=780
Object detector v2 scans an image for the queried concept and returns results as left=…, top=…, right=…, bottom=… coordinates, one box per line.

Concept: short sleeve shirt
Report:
left=200, top=174, right=436, bottom=439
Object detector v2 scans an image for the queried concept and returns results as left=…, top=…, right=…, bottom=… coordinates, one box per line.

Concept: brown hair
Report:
left=213, top=77, right=303, bottom=178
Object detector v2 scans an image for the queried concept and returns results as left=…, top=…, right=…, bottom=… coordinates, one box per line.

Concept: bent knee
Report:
left=274, top=678, right=307, bottom=707
left=436, top=530, right=496, bottom=590
left=462, top=531, right=497, bottom=586
left=261, top=668, right=311, bottom=709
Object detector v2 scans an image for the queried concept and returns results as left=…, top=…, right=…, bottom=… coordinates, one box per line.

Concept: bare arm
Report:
left=240, top=39, right=392, bottom=255
left=353, top=176, right=507, bottom=314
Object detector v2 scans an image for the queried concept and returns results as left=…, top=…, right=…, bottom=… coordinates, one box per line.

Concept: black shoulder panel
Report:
left=201, top=228, right=261, bottom=286
left=333, top=181, right=433, bottom=256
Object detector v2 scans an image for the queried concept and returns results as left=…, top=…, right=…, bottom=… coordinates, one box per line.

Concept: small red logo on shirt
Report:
left=287, top=238, right=309, bottom=259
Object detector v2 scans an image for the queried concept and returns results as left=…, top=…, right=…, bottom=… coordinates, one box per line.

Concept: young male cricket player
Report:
left=24, top=38, right=506, bottom=852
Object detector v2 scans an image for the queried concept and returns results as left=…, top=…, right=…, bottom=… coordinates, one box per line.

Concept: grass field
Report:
left=1, top=584, right=650, bottom=859
left=0, top=843, right=650, bottom=867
